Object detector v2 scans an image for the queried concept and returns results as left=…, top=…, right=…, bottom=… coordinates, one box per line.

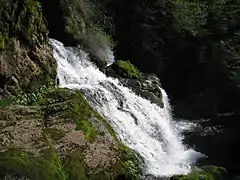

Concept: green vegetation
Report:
left=76, top=120, right=99, bottom=142
left=0, top=146, right=142, bottom=180
left=0, top=82, right=56, bottom=107
left=64, top=150, right=88, bottom=180
left=0, top=1, right=142, bottom=179
left=111, top=60, right=143, bottom=79
left=13, top=87, right=101, bottom=142
left=0, top=0, right=48, bottom=46
left=97, top=0, right=240, bottom=119
left=171, top=166, right=227, bottom=180
left=0, top=148, right=67, bottom=180
left=119, top=145, right=142, bottom=180
left=45, top=127, right=66, bottom=142
left=0, top=32, right=9, bottom=50
left=0, top=86, right=143, bottom=179
left=93, top=111, right=119, bottom=141
left=0, top=99, right=13, bottom=107
left=202, top=166, right=227, bottom=180
left=94, top=111, right=142, bottom=179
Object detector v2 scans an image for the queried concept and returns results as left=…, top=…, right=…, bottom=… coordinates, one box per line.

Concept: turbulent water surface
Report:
left=50, top=39, right=204, bottom=177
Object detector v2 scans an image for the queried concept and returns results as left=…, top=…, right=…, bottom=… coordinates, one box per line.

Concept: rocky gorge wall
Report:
left=0, top=1, right=142, bottom=179
left=0, top=0, right=229, bottom=179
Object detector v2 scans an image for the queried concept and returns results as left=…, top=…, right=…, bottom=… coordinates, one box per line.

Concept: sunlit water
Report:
left=50, top=39, right=204, bottom=177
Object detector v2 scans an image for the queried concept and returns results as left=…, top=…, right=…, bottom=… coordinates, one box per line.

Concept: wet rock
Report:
left=119, top=74, right=164, bottom=108
left=106, top=61, right=163, bottom=107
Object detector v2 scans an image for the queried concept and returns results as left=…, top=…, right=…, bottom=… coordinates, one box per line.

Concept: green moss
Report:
left=76, top=120, right=98, bottom=142
left=0, top=86, right=143, bottom=179
left=118, top=145, right=142, bottom=180
left=201, top=166, right=227, bottom=180
left=0, top=0, right=48, bottom=46
left=0, top=99, right=13, bottom=107
left=64, top=150, right=126, bottom=180
left=60, top=91, right=99, bottom=142
left=93, top=110, right=142, bottom=179
left=94, top=110, right=119, bottom=142
left=64, top=150, right=88, bottom=180
left=171, top=166, right=227, bottom=180
left=0, top=32, right=9, bottom=50
left=0, top=148, right=67, bottom=180
left=0, top=146, right=141, bottom=180
left=44, top=127, right=66, bottom=141
left=112, top=60, right=143, bottom=79
left=94, top=110, right=142, bottom=179
left=34, top=88, right=100, bottom=142
left=37, top=88, right=73, bottom=106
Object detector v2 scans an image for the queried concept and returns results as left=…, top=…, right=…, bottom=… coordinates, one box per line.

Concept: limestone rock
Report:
left=0, top=39, right=56, bottom=99
left=0, top=88, right=142, bottom=179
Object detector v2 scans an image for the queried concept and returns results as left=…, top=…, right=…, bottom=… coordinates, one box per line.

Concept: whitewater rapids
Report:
left=50, top=39, right=203, bottom=177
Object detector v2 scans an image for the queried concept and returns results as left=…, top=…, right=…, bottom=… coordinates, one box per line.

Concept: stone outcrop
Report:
left=0, top=0, right=56, bottom=99
left=106, top=60, right=164, bottom=108
left=119, top=74, right=164, bottom=108
left=0, top=2, right=142, bottom=178
left=0, top=39, right=56, bottom=99
left=0, top=88, right=142, bottom=179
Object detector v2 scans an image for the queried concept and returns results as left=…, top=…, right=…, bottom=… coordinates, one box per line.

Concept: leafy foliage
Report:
left=173, top=0, right=208, bottom=36
left=100, top=0, right=240, bottom=119
left=0, top=0, right=48, bottom=46
left=0, top=82, right=56, bottom=107
left=119, top=145, right=142, bottom=180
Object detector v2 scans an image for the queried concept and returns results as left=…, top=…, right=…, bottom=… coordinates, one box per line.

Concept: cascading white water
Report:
left=50, top=39, right=204, bottom=177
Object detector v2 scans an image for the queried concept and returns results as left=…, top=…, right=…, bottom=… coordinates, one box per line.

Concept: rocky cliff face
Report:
left=0, top=39, right=56, bottom=99
left=39, top=0, right=113, bottom=69
left=0, top=1, right=142, bottom=179
left=0, top=0, right=56, bottom=99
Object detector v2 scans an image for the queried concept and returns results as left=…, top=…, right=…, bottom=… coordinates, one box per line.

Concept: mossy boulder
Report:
left=107, top=60, right=143, bottom=79
left=0, top=87, right=142, bottom=179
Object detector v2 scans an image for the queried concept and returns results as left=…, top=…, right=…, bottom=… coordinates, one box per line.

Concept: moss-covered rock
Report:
left=170, top=166, right=227, bottom=180
left=0, top=39, right=56, bottom=99
left=0, top=0, right=48, bottom=47
left=0, top=87, right=142, bottom=179
left=106, top=63, right=164, bottom=108
left=0, top=0, right=56, bottom=99
left=107, top=60, right=143, bottom=79
left=0, top=148, right=67, bottom=180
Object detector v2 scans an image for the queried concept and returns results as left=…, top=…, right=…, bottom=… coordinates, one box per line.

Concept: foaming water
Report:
left=50, top=39, right=204, bottom=177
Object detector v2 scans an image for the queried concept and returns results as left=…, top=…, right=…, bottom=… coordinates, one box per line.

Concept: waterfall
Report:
left=50, top=39, right=203, bottom=177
